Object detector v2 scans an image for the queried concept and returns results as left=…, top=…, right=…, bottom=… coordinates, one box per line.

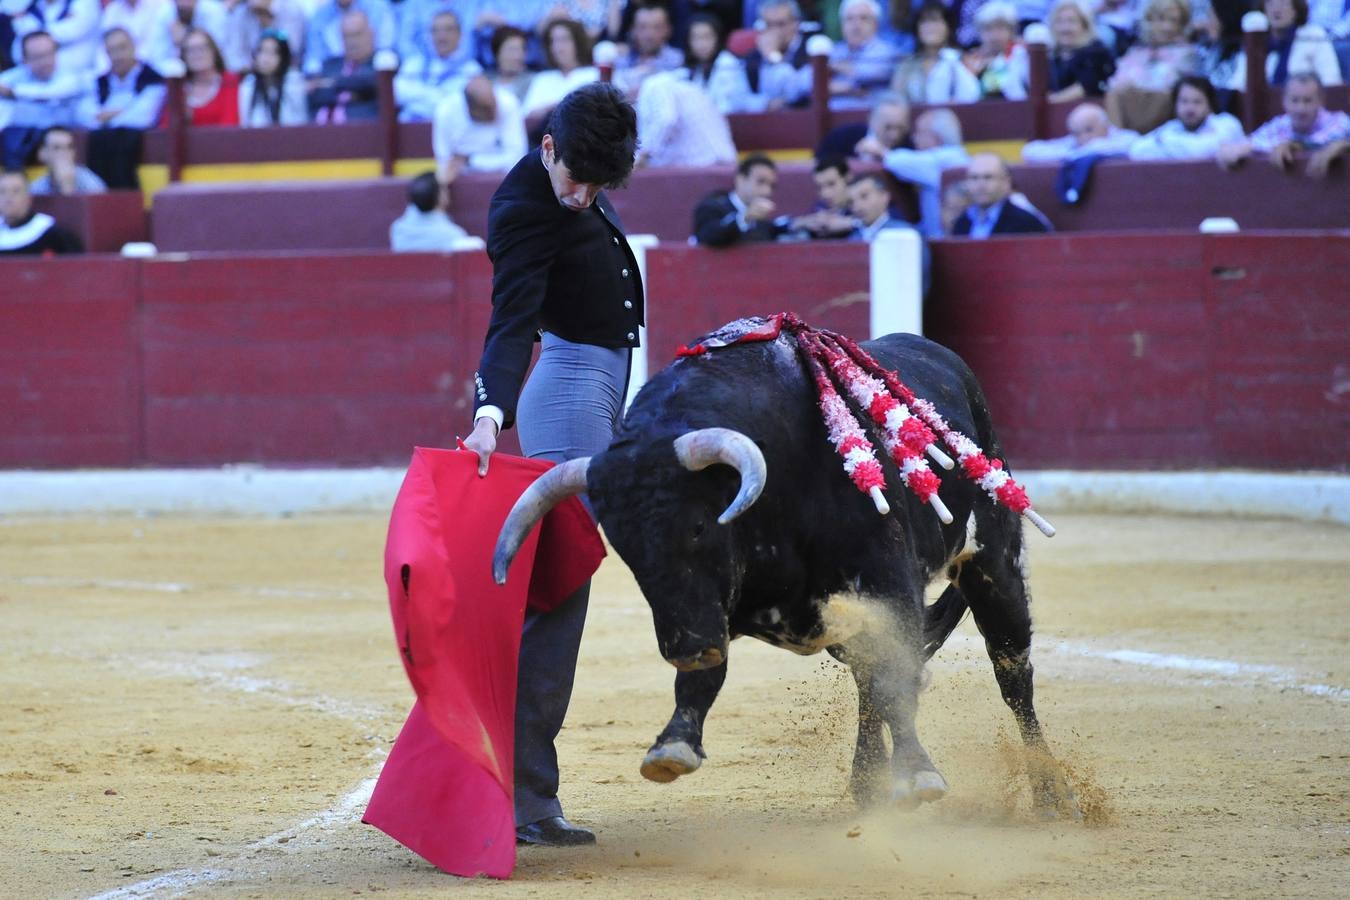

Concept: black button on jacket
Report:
left=473, top=148, right=645, bottom=430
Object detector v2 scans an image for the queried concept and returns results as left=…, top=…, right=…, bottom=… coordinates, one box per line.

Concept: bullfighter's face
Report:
left=588, top=445, right=737, bottom=671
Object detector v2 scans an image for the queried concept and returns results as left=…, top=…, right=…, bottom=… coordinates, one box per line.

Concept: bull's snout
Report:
left=667, top=647, right=726, bottom=672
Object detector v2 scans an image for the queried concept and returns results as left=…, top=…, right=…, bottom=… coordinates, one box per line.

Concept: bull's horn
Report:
left=492, top=456, right=591, bottom=584
left=673, top=428, right=767, bottom=525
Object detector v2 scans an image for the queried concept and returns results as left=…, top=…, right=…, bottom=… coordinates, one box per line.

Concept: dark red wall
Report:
left=2, top=235, right=1345, bottom=471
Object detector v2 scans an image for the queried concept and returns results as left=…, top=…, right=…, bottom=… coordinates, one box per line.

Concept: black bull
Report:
left=494, top=331, right=1078, bottom=815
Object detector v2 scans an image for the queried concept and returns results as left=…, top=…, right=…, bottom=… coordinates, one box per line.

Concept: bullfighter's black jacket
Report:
left=473, top=147, right=644, bottom=430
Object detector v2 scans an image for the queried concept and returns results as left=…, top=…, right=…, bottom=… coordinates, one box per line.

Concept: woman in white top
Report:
left=681, top=13, right=759, bottom=114
left=238, top=31, right=307, bottom=126
left=891, top=2, right=982, bottom=105
left=520, top=18, right=599, bottom=119
left=1223, top=0, right=1342, bottom=89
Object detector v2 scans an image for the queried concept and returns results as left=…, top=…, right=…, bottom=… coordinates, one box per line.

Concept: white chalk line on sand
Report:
left=1, top=574, right=365, bottom=601
left=942, top=633, right=1348, bottom=702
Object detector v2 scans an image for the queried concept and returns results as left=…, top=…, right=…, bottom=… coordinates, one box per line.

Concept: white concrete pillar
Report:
left=869, top=228, right=924, bottom=338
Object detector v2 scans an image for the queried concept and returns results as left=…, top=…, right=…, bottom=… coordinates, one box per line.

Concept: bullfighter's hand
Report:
left=464, top=416, right=497, bottom=477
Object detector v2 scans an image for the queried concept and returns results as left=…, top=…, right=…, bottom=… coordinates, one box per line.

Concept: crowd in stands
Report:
left=2, top=0, right=1349, bottom=256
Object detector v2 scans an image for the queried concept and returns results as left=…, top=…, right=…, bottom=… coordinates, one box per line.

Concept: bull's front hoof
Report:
left=640, top=741, right=702, bottom=784
left=891, top=770, right=948, bottom=809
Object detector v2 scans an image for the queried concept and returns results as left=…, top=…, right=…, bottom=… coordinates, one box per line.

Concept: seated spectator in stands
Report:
left=682, top=13, right=759, bottom=113
left=488, top=26, right=534, bottom=102
left=308, top=11, right=378, bottom=123
left=952, top=152, right=1052, bottom=236
left=614, top=3, right=684, bottom=96
left=793, top=156, right=860, bottom=238
left=390, top=169, right=468, bottom=251
left=76, top=27, right=164, bottom=188
left=1309, top=0, right=1350, bottom=38
left=0, top=169, right=82, bottom=254
left=168, top=27, right=239, bottom=125
left=432, top=73, right=526, bottom=182
left=9, top=0, right=101, bottom=74
left=1105, top=0, right=1200, bottom=132
left=939, top=179, right=972, bottom=234
left=522, top=18, right=598, bottom=119
left=877, top=107, right=971, bottom=237
left=1045, top=0, right=1115, bottom=101
left=1095, top=0, right=1142, bottom=53
left=1223, top=0, right=1342, bottom=90
left=101, top=0, right=176, bottom=69
left=223, top=0, right=307, bottom=73
left=30, top=125, right=106, bottom=194
left=304, top=0, right=393, bottom=75
left=692, top=153, right=797, bottom=246
left=829, top=0, right=897, bottom=109
left=0, top=31, right=84, bottom=170
left=546, top=0, right=621, bottom=42
left=239, top=29, right=306, bottom=125
left=633, top=67, right=738, bottom=167
left=819, top=91, right=910, bottom=161
left=1022, top=101, right=1139, bottom=161
left=963, top=1, right=1030, bottom=100
left=1217, top=72, right=1350, bottom=171
left=1198, top=2, right=1249, bottom=92
left=743, top=0, right=813, bottom=109
left=892, top=2, right=982, bottom=104
left=848, top=171, right=915, bottom=239
left=396, top=0, right=477, bottom=71
left=1128, top=74, right=1243, bottom=159
left=159, top=0, right=228, bottom=62
left=395, top=10, right=483, bottom=123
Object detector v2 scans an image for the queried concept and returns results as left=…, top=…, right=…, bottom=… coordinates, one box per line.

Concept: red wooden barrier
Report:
left=31, top=191, right=148, bottom=253
left=0, top=258, right=143, bottom=466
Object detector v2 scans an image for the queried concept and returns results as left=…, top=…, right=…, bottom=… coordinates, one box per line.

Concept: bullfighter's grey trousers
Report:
left=513, top=331, right=630, bottom=827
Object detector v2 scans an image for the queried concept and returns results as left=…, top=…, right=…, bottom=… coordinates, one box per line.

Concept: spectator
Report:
left=1095, top=0, right=1142, bottom=53
left=1198, top=1, right=1249, bottom=89
left=682, top=13, right=759, bottom=113
left=397, top=0, right=480, bottom=72
left=939, top=178, right=972, bottom=234
left=963, top=1, right=1030, bottom=100
left=0, top=169, right=82, bottom=254
left=308, top=10, right=379, bottom=123
left=1128, top=74, right=1244, bottom=159
left=743, top=0, right=813, bottom=109
left=1105, top=0, right=1200, bottom=132
left=304, top=0, right=393, bottom=76
left=952, top=152, right=1052, bottom=236
left=539, top=0, right=624, bottom=42
left=390, top=169, right=468, bottom=251
left=158, top=0, right=228, bottom=61
left=848, top=171, right=916, bottom=238
left=878, top=107, right=971, bottom=237
left=9, top=0, right=101, bottom=74
left=1022, top=101, right=1139, bottom=161
left=1045, top=0, right=1115, bottom=101
left=794, top=156, right=860, bottom=238
left=829, top=0, right=897, bottom=109
left=432, top=73, right=527, bottom=182
left=0, top=31, right=84, bottom=170
left=167, top=26, right=239, bottom=125
left=692, top=153, right=796, bottom=246
left=222, top=0, right=306, bottom=73
left=488, top=25, right=534, bottom=102
left=819, top=91, right=910, bottom=161
left=613, top=3, right=684, bottom=96
left=633, top=68, right=738, bottom=166
left=1217, top=71, right=1350, bottom=172
left=1223, top=0, right=1342, bottom=90
left=77, top=27, right=165, bottom=188
left=395, top=10, right=483, bottom=123
left=30, top=125, right=106, bottom=194
left=892, top=2, right=982, bottom=104
left=521, top=18, right=598, bottom=119
left=239, top=29, right=306, bottom=125
left=1309, top=0, right=1350, bottom=38
left=101, top=0, right=175, bottom=69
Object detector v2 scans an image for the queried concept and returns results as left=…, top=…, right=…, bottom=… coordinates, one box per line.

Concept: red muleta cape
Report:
left=363, top=447, right=605, bottom=879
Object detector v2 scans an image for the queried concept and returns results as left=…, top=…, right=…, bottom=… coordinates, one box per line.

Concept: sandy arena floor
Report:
left=1, top=511, right=1346, bottom=899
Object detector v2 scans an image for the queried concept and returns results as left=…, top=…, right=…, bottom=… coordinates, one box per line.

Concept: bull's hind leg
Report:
left=831, top=613, right=947, bottom=810
left=958, top=518, right=1080, bottom=819
left=640, top=661, right=727, bottom=784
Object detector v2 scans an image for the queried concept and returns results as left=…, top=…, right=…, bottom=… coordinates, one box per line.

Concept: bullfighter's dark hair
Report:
left=814, top=155, right=849, bottom=177
left=407, top=171, right=441, bottom=212
left=737, top=153, right=777, bottom=177
left=545, top=82, right=637, bottom=189
left=1171, top=74, right=1216, bottom=115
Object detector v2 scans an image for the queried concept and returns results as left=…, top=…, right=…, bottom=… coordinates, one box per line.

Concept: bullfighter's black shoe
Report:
left=515, top=816, right=596, bottom=847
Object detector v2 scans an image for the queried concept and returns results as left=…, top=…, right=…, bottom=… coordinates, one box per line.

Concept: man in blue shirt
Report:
left=0, top=31, right=85, bottom=169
